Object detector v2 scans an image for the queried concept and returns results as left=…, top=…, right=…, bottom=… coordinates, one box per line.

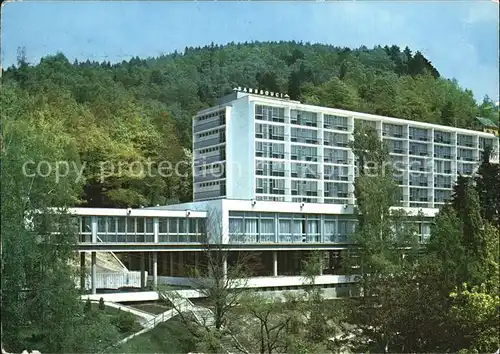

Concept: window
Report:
left=291, top=110, right=318, bottom=127
left=159, top=219, right=169, bottom=233
left=256, top=178, right=285, bottom=195
left=324, top=131, right=349, bottom=147
left=324, top=148, right=349, bottom=164
left=324, top=182, right=349, bottom=198
left=255, top=160, right=285, bottom=177
left=409, top=127, right=429, bottom=141
left=457, top=134, right=474, bottom=147
left=255, top=141, right=285, bottom=159
left=435, top=175, right=452, bottom=189
left=324, top=115, right=349, bottom=130
left=255, top=105, right=285, bottom=123
left=458, top=148, right=474, bottom=161
left=291, top=162, right=319, bottom=179
left=291, top=180, right=318, bottom=196
left=126, top=218, right=135, bottom=234
left=434, top=160, right=452, bottom=174
left=169, top=219, right=178, bottom=234
left=409, top=157, right=429, bottom=172
left=117, top=218, right=126, bottom=233
left=383, top=123, right=404, bottom=138
left=479, top=137, right=494, bottom=151
left=98, top=217, right=106, bottom=233
left=385, top=139, right=405, bottom=154
left=409, top=142, right=429, bottom=156
left=108, top=218, right=116, bottom=233
left=291, top=145, right=317, bottom=161
left=434, top=146, right=452, bottom=159
left=291, top=128, right=319, bottom=144
left=434, top=131, right=452, bottom=144
left=256, top=123, right=285, bottom=141
left=410, top=188, right=429, bottom=202
left=324, top=165, right=349, bottom=181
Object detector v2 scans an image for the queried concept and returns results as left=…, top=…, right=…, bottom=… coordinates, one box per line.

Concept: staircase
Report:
left=160, top=291, right=247, bottom=354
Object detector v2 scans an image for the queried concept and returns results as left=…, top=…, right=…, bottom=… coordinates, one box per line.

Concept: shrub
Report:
left=84, top=298, right=92, bottom=314
left=98, top=297, right=105, bottom=310
left=112, top=310, right=140, bottom=333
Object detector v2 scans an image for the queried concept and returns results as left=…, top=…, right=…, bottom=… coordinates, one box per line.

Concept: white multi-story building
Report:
left=192, top=87, right=498, bottom=206
left=75, top=87, right=498, bottom=294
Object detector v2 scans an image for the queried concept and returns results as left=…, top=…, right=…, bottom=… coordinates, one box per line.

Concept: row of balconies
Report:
left=255, top=114, right=354, bottom=133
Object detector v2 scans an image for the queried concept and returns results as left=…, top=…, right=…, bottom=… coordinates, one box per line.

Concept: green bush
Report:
left=99, top=297, right=105, bottom=310
left=84, top=298, right=92, bottom=314
left=112, top=310, right=141, bottom=334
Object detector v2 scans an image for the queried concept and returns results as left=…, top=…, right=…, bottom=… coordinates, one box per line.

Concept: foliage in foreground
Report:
left=346, top=129, right=500, bottom=353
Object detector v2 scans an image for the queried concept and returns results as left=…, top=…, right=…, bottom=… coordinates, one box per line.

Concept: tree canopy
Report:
left=2, top=42, right=496, bottom=208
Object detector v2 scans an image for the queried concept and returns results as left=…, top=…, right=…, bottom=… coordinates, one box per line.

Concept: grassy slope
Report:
left=108, top=318, right=195, bottom=353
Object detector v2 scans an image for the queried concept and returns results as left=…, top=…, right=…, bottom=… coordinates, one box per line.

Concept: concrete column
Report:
left=91, top=216, right=98, bottom=243
left=194, top=252, right=199, bottom=271
left=91, top=252, right=97, bottom=294
left=152, top=252, right=158, bottom=289
left=140, top=252, right=146, bottom=289
left=149, top=253, right=153, bottom=274
left=170, top=252, right=174, bottom=276
left=80, top=252, right=86, bottom=292
left=153, top=217, right=159, bottom=243
left=273, top=251, right=278, bottom=277
left=222, top=253, right=228, bottom=281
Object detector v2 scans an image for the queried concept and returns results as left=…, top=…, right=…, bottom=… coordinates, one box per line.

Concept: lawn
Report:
left=108, top=318, right=196, bottom=353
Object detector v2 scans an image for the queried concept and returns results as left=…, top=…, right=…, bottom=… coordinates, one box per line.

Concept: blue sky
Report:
left=2, top=1, right=498, bottom=102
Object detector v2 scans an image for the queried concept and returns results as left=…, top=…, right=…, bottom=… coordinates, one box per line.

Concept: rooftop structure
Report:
left=475, top=116, right=499, bottom=137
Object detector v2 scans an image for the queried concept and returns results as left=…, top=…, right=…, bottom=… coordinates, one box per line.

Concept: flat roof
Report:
left=63, top=207, right=207, bottom=218
left=196, top=93, right=498, bottom=138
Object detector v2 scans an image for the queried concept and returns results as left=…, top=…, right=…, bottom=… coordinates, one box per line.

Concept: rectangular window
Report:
left=383, top=123, right=404, bottom=138
left=324, top=219, right=336, bottom=242
left=291, top=110, right=318, bottom=127
left=179, top=219, right=186, bottom=234
left=117, top=217, right=126, bottom=233
left=324, top=148, right=349, bottom=164
left=434, top=131, right=452, bottom=144
left=136, top=217, right=145, bottom=233
left=255, top=105, right=285, bottom=123
left=169, top=219, right=178, bottom=234
left=324, top=131, right=349, bottom=147
left=409, top=127, right=429, bottom=141
left=159, top=219, right=168, bottom=233
left=291, top=128, right=319, bottom=144
left=126, top=218, right=135, bottom=234
left=108, top=217, right=116, bottom=233
left=385, top=139, right=405, bottom=154
left=97, top=217, right=106, bottom=233
left=80, top=216, right=92, bottom=233
left=324, top=115, right=349, bottom=130
left=146, top=218, right=154, bottom=234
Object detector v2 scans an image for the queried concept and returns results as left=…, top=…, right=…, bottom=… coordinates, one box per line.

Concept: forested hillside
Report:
left=2, top=41, right=498, bottom=208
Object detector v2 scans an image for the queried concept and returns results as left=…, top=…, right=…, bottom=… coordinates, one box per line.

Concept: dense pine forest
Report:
left=1, top=41, right=499, bottom=209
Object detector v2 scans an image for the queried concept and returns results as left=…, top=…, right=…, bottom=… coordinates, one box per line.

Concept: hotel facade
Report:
left=75, top=88, right=499, bottom=294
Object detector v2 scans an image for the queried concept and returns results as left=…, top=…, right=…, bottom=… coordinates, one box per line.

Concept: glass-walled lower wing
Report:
left=75, top=216, right=206, bottom=243
left=228, top=211, right=357, bottom=244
